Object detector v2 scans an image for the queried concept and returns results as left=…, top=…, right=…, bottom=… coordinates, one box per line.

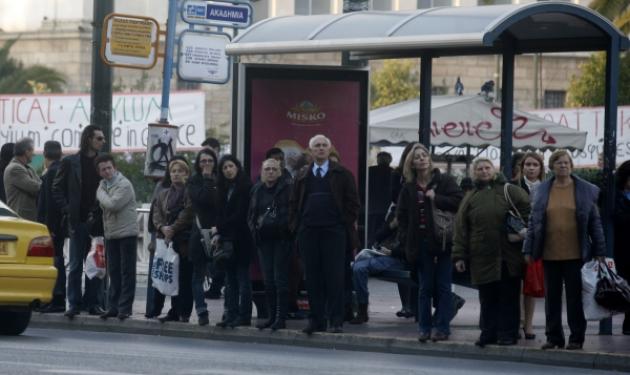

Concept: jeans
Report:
left=52, top=235, right=66, bottom=306
left=417, top=250, right=453, bottom=335
left=352, top=256, right=404, bottom=304
left=105, top=236, right=137, bottom=314
left=258, top=239, right=291, bottom=320
left=543, top=259, right=586, bottom=345
left=258, top=239, right=291, bottom=299
left=189, top=229, right=209, bottom=316
left=224, top=262, right=252, bottom=322
left=67, top=223, right=103, bottom=310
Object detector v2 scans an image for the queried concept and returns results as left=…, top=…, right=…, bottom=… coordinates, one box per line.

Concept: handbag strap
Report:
left=503, top=184, right=524, bottom=222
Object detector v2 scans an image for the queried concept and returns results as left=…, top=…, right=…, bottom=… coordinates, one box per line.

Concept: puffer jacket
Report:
left=522, top=174, right=606, bottom=261
left=96, top=172, right=138, bottom=240
left=452, top=174, right=530, bottom=285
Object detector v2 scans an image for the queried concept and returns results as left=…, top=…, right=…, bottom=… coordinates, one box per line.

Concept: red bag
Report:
left=523, top=259, right=545, bottom=297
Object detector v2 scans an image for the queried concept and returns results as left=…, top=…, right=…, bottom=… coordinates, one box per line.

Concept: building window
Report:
left=295, top=0, right=311, bottom=15
left=371, top=0, right=392, bottom=10
left=543, top=90, right=566, bottom=108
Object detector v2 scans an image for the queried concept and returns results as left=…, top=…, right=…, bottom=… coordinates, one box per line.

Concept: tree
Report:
left=0, top=38, right=66, bottom=94
left=567, top=1, right=630, bottom=106
left=370, top=59, right=419, bottom=109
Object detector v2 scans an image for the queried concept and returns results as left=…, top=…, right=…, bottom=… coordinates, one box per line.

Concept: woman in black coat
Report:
left=215, top=155, right=254, bottom=328
left=187, top=149, right=218, bottom=326
left=248, top=158, right=292, bottom=331
left=614, top=160, right=630, bottom=334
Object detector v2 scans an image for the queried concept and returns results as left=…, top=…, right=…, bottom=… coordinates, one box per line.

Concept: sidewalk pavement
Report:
left=31, top=271, right=630, bottom=372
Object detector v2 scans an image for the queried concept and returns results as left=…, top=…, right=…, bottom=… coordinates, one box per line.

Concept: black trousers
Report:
left=155, top=255, right=193, bottom=319
left=543, top=259, right=586, bottom=345
left=298, top=224, right=346, bottom=327
left=477, top=264, right=521, bottom=342
left=105, top=236, right=137, bottom=315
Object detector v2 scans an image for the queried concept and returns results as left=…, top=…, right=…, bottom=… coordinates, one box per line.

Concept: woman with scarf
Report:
left=153, top=157, right=194, bottom=323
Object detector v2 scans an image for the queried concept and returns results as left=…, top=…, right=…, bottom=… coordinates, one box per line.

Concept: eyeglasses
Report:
left=94, top=136, right=105, bottom=141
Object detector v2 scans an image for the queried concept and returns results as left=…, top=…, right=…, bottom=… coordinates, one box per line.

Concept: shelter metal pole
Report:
left=90, top=0, right=113, bottom=153
left=419, top=56, right=432, bottom=148
left=500, top=49, right=515, bottom=179
left=159, top=0, right=179, bottom=123
left=599, top=38, right=620, bottom=336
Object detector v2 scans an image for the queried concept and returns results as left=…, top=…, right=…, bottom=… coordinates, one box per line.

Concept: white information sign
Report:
left=177, top=31, right=231, bottom=84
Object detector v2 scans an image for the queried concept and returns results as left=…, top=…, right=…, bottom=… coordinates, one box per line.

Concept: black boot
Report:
left=271, top=290, right=288, bottom=331
left=343, top=303, right=355, bottom=322
left=350, top=303, right=368, bottom=324
left=256, top=290, right=276, bottom=330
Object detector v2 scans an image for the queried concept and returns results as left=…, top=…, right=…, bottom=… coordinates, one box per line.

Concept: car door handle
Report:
left=0, top=234, right=18, bottom=241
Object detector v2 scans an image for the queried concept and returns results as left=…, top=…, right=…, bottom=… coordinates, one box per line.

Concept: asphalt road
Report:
left=0, top=329, right=620, bottom=375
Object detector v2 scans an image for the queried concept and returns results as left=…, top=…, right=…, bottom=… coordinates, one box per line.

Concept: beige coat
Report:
left=97, top=172, right=138, bottom=240
left=3, top=158, right=41, bottom=221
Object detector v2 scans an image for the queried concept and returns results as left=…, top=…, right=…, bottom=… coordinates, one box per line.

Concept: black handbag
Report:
left=595, top=261, right=630, bottom=313
left=212, top=238, right=234, bottom=269
left=503, top=184, right=526, bottom=243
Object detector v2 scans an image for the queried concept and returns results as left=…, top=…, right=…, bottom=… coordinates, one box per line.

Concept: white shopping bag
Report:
left=85, top=236, right=106, bottom=280
left=151, top=239, right=179, bottom=296
left=582, top=257, right=620, bottom=321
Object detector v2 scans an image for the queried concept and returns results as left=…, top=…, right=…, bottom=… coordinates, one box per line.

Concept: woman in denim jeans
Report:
left=215, top=155, right=253, bottom=328
left=248, top=158, right=292, bottom=331
left=397, top=143, right=463, bottom=343
left=186, top=149, right=218, bottom=326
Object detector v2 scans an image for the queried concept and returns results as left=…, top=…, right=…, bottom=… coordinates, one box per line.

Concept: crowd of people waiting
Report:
left=1, top=125, right=630, bottom=350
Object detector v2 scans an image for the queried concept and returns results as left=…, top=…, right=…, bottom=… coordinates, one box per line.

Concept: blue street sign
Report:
left=182, top=0, right=252, bottom=29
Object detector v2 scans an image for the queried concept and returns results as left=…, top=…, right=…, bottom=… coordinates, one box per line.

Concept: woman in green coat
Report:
left=453, top=158, right=530, bottom=347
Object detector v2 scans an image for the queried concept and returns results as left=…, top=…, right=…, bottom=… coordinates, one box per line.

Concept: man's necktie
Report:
left=316, top=167, right=323, bottom=178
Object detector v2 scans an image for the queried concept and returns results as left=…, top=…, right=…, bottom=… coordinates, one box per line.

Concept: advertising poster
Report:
left=245, top=66, right=368, bottom=186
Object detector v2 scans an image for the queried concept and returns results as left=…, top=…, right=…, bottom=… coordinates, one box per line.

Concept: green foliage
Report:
left=0, top=38, right=66, bottom=93
left=370, top=60, right=419, bottom=109
left=572, top=168, right=604, bottom=188
left=568, top=1, right=630, bottom=106
left=113, top=153, right=155, bottom=204
left=567, top=52, right=630, bottom=107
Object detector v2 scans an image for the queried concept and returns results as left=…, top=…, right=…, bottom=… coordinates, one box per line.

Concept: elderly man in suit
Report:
left=3, top=137, right=41, bottom=221
left=289, top=134, right=360, bottom=334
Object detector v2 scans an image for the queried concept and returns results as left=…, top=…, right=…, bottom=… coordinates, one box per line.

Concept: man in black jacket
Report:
left=289, top=134, right=360, bottom=334
left=53, top=125, right=106, bottom=318
left=37, top=141, right=66, bottom=313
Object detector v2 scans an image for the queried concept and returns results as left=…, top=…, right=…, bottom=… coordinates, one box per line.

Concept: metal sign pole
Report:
left=160, top=0, right=179, bottom=122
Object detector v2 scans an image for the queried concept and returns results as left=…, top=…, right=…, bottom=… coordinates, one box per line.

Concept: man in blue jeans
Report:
left=53, top=125, right=106, bottom=318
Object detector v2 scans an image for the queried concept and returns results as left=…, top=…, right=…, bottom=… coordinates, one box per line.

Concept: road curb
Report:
left=31, top=314, right=630, bottom=372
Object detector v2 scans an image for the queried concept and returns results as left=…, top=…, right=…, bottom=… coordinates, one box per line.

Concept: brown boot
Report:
left=350, top=303, right=368, bottom=324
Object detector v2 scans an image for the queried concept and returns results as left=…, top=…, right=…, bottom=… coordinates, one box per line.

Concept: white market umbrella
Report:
left=370, top=95, right=587, bottom=151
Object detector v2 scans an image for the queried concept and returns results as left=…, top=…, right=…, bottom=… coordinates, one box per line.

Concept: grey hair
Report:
left=14, top=138, right=34, bottom=157
left=260, top=158, right=281, bottom=184
left=308, top=134, right=331, bottom=149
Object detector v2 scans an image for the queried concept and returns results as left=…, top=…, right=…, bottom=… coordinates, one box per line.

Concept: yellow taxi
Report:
left=0, top=200, right=56, bottom=335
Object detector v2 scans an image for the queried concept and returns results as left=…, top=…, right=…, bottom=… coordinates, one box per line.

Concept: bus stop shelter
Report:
left=226, top=2, right=630, bottom=329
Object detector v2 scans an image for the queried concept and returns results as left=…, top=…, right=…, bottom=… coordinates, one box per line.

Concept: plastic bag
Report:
left=582, top=258, right=618, bottom=321
left=523, top=259, right=544, bottom=298
left=151, top=239, right=179, bottom=296
left=85, top=236, right=106, bottom=280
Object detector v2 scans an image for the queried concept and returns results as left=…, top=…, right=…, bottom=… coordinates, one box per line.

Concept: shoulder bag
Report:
left=504, top=184, right=527, bottom=243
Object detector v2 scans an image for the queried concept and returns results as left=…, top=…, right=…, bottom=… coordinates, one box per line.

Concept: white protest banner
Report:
left=0, top=91, right=205, bottom=152
left=529, top=106, right=630, bottom=167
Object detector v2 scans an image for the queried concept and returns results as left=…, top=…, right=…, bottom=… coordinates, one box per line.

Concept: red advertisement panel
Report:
left=245, top=67, right=367, bottom=185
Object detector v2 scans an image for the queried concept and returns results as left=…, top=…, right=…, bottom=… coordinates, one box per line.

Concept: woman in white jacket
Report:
left=95, top=154, right=138, bottom=320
